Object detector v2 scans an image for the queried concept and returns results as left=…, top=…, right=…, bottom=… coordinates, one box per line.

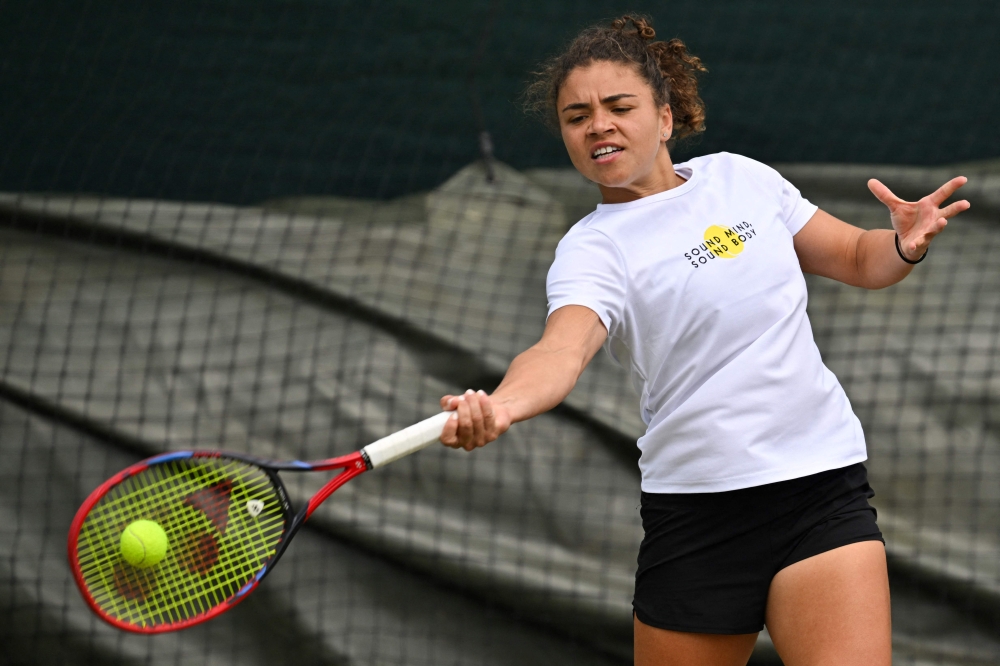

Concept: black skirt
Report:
left=632, top=462, right=883, bottom=634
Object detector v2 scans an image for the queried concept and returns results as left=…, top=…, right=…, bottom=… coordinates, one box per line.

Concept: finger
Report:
left=461, top=389, right=484, bottom=446
left=918, top=210, right=950, bottom=238
left=478, top=390, right=496, bottom=442
left=455, top=397, right=477, bottom=451
left=868, top=179, right=904, bottom=208
left=440, top=395, right=456, bottom=410
left=440, top=412, right=460, bottom=447
left=903, top=219, right=946, bottom=257
left=925, top=216, right=948, bottom=243
left=939, top=199, right=970, bottom=219
left=927, top=176, right=968, bottom=207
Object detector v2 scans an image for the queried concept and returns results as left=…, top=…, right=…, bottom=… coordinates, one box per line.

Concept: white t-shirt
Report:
left=546, top=152, right=866, bottom=493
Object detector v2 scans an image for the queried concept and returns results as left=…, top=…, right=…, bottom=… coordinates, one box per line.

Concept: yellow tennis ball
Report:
left=120, top=520, right=168, bottom=568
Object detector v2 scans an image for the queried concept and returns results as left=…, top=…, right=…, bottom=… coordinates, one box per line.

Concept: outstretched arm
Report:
left=439, top=305, right=608, bottom=451
left=793, top=176, right=970, bottom=289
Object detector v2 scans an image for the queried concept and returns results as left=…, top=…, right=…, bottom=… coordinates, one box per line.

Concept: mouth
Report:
left=591, top=145, right=624, bottom=163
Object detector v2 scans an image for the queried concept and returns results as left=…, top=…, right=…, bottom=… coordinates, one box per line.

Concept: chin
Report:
left=588, top=170, right=633, bottom=189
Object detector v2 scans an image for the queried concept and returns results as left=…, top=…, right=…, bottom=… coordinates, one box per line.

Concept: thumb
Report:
left=868, top=178, right=901, bottom=208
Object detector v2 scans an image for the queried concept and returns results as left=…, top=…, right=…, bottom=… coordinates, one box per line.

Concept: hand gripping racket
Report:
left=67, top=411, right=452, bottom=633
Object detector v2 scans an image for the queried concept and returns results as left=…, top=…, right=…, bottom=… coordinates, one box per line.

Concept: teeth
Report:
left=592, top=146, right=622, bottom=158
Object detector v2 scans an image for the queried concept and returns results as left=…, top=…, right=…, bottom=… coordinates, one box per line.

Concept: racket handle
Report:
left=362, top=411, right=453, bottom=469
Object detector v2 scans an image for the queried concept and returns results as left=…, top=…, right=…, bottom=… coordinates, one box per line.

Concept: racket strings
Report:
left=75, top=457, right=287, bottom=628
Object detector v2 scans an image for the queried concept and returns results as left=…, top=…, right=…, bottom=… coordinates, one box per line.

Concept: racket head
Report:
left=68, top=451, right=293, bottom=633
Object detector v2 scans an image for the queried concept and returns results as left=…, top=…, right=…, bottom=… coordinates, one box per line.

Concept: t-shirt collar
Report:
left=594, top=162, right=698, bottom=212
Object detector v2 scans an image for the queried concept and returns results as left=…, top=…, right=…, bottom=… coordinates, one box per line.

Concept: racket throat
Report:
left=255, top=457, right=368, bottom=590
left=304, top=453, right=369, bottom=518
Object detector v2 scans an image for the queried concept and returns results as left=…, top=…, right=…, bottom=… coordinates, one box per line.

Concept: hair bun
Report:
left=612, top=15, right=657, bottom=41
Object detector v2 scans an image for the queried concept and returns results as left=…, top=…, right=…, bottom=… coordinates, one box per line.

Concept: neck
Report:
left=597, top=144, right=685, bottom=204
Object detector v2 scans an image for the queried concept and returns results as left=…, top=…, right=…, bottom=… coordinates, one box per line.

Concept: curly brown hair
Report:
left=523, top=15, right=707, bottom=142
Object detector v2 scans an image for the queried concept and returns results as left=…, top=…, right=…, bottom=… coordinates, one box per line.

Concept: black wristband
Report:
left=895, top=233, right=926, bottom=265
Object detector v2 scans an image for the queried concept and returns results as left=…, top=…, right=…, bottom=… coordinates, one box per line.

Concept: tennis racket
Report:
left=67, top=411, right=452, bottom=633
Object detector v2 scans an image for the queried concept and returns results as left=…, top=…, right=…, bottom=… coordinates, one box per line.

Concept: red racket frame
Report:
left=68, top=448, right=369, bottom=633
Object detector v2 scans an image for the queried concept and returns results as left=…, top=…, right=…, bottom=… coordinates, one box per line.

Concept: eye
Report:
left=567, top=115, right=586, bottom=125
left=612, top=106, right=632, bottom=113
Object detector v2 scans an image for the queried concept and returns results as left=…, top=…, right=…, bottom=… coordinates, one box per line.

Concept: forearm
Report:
left=491, top=343, right=585, bottom=423
left=440, top=305, right=606, bottom=450
left=795, top=211, right=922, bottom=290
left=854, top=228, right=915, bottom=289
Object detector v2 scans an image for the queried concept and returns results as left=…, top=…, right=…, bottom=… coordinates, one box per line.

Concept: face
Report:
left=557, top=61, right=674, bottom=197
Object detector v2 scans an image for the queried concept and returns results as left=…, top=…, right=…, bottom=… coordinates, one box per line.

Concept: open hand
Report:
left=439, top=390, right=511, bottom=451
left=868, top=176, right=970, bottom=261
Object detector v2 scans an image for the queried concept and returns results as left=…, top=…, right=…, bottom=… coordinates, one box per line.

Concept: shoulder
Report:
left=692, top=152, right=787, bottom=203
left=553, top=215, right=626, bottom=268
left=565, top=209, right=600, bottom=234
left=559, top=210, right=616, bottom=248
left=557, top=218, right=621, bottom=254
left=693, top=152, right=782, bottom=182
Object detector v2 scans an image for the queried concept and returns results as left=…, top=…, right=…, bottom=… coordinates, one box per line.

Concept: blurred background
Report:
left=1, top=1, right=998, bottom=664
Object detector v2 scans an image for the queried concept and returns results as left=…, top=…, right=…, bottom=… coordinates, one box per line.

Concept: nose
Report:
left=588, top=107, right=615, bottom=135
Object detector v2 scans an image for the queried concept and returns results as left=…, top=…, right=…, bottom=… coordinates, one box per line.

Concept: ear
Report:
left=660, top=104, right=674, bottom=142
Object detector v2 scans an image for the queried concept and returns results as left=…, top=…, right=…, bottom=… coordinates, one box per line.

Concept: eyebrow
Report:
left=560, top=93, right=638, bottom=113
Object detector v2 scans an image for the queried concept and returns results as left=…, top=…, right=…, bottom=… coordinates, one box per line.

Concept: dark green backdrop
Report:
left=1, top=0, right=997, bottom=202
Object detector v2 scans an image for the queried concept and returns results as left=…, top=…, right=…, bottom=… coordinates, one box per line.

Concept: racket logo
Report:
left=245, top=500, right=264, bottom=518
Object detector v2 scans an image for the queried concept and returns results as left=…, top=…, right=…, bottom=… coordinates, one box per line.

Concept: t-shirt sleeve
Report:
left=546, top=228, right=627, bottom=334
left=779, top=176, right=818, bottom=236
left=729, top=153, right=818, bottom=236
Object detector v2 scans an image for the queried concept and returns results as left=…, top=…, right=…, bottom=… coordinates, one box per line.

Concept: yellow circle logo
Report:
left=703, top=225, right=744, bottom=259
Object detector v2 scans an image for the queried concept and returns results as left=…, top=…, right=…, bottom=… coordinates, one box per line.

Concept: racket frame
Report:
left=68, top=410, right=451, bottom=633
left=67, top=448, right=368, bottom=633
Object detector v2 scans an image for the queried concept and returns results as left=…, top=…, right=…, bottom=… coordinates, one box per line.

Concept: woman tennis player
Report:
left=438, top=15, right=969, bottom=666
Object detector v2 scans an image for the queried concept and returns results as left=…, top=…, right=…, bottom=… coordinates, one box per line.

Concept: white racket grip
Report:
left=362, top=411, right=453, bottom=469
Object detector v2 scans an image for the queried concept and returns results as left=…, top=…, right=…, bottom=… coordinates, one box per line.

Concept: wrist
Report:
left=895, top=233, right=926, bottom=265
left=490, top=396, right=518, bottom=424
